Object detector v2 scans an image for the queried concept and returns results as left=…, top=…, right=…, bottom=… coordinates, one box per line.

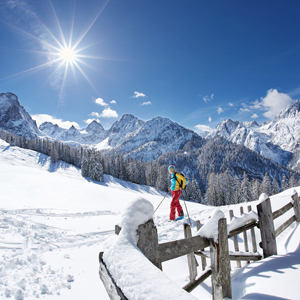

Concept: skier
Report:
left=168, top=165, right=187, bottom=221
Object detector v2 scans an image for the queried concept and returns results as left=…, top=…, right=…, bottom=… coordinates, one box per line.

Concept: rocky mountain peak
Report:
left=0, top=92, right=43, bottom=139
left=86, top=120, right=105, bottom=133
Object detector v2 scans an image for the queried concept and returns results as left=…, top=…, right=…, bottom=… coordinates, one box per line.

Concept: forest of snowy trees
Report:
left=1, top=128, right=300, bottom=206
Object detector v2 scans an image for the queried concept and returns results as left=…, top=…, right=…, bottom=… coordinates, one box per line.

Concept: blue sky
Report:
left=0, top=0, right=300, bottom=132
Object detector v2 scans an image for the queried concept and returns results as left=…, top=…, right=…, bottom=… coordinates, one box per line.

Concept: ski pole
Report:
left=182, top=189, right=191, bottom=226
left=154, top=191, right=169, bottom=213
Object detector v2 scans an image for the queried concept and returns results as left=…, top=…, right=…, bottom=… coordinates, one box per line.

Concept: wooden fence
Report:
left=99, top=191, right=300, bottom=300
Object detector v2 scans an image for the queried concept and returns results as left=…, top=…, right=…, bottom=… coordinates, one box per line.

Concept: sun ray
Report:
left=57, top=63, right=70, bottom=109
left=1, top=20, right=62, bottom=53
left=73, top=0, right=111, bottom=50
left=0, top=58, right=62, bottom=81
left=49, top=0, right=68, bottom=49
left=73, top=61, right=100, bottom=95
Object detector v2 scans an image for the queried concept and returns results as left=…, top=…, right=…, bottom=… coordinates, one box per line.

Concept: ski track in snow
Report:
left=0, top=207, right=114, bottom=299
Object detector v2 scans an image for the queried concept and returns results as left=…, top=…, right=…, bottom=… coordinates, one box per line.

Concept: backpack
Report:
left=174, top=172, right=188, bottom=190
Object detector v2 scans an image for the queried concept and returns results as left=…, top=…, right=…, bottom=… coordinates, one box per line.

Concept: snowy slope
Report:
left=1, top=140, right=300, bottom=299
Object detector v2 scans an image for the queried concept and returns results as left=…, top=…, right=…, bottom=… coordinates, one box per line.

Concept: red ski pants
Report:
left=170, top=190, right=183, bottom=220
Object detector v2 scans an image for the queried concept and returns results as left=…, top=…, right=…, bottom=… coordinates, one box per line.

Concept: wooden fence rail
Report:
left=99, top=191, right=300, bottom=300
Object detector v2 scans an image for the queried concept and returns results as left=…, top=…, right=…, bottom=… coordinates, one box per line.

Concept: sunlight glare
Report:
left=59, top=47, right=77, bottom=63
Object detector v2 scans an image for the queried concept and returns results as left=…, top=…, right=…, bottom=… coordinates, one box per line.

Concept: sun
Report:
left=59, top=47, right=77, bottom=64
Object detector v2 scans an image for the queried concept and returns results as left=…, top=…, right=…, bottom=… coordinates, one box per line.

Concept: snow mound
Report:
left=119, top=198, right=154, bottom=245
left=196, top=208, right=225, bottom=242
left=227, top=211, right=258, bottom=233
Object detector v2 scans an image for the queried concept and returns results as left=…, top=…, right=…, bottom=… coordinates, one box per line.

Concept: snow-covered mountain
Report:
left=207, top=100, right=300, bottom=169
left=39, top=113, right=199, bottom=161
left=0, top=92, right=45, bottom=139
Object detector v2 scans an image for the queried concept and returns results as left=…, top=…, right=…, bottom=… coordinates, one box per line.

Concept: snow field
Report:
left=1, top=140, right=300, bottom=299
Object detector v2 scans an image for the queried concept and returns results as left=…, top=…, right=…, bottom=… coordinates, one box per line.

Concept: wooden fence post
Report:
left=196, top=220, right=207, bottom=271
left=136, top=219, right=162, bottom=270
left=247, top=206, right=257, bottom=253
left=292, top=191, right=300, bottom=223
left=229, top=210, right=241, bottom=269
left=184, top=223, right=198, bottom=281
left=210, top=218, right=232, bottom=300
left=257, top=197, right=277, bottom=258
left=240, top=207, right=250, bottom=264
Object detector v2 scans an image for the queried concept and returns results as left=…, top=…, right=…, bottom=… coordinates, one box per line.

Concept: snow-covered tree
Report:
left=206, top=172, right=218, bottom=206
left=241, top=172, right=252, bottom=202
left=282, top=174, right=289, bottom=191
left=272, top=178, right=280, bottom=195
left=233, top=175, right=242, bottom=204
left=289, top=175, right=297, bottom=188
left=251, top=179, right=260, bottom=201
left=261, top=173, right=272, bottom=196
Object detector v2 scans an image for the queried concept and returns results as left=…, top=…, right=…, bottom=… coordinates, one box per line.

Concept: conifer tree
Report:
left=261, top=173, right=272, bottom=196
left=289, top=175, right=297, bottom=188
left=272, top=178, right=280, bottom=195
left=282, top=174, right=289, bottom=191
left=206, top=172, right=218, bottom=206
left=241, top=172, right=252, bottom=202
left=251, top=179, right=260, bottom=200
left=233, top=175, right=242, bottom=204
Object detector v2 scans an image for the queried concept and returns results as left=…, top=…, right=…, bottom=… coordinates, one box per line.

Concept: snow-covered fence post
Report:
left=257, top=194, right=277, bottom=258
left=229, top=210, right=241, bottom=269
left=210, top=218, right=232, bottom=300
left=196, top=220, right=207, bottom=271
left=136, top=219, right=162, bottom=270
left=291, top=190, right=300, bottom=223
left=184, top=223, right=198, bottom=281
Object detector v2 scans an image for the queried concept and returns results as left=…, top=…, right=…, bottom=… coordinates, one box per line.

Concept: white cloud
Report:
left=260, top=89, right=293, bottom=118
left=195, top=124, right=213, bottom=133
left=132, top=91, right=146, bottom=98
left=217, top=107, right=223, bottom=114
left=208, top=117, right=212, bottom=122
left=142, top=101, right=152, bottom=106
left=228, top=102, right=234, bottom=107
left=95, top=98, right=108, bottom=106
left=91, top=112, right=101, bottom=118
left=32, top=114, right=80, bottom=129
left=110, top=100, right=116, bottom=104
left=203, top=94, right=214, bottom=103
left=100, top=108, right=118, bottom=118
left=251, top=114, right=259, bottom=119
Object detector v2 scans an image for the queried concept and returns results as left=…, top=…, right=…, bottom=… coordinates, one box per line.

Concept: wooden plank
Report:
left=272, top=202, right=293, bottom=220
left=196, top=220, right=207, bottom=271
left=292, top=193, right=300, bottom=223
left=184, top=223, right=198, bottom=281
left=248, top=206, right=258, bottom=253
left=275, top=215, right=296, bottom=238
left=210, top=218, right=232, bottom=300
left=183, top=268, right=212, bottom=293
left=240, top=207, right=250, bottom=264
left=229, top=253, right=262, bottom=261
left=137, top=219, right=162, bottom=270
left=257, top=197, right=277, bottom=258
left=227, top=220, right=257, bottom=238
left=99, top=252, right=128, bottom=300
left=229, top=210, right=241, bottom=269
left=158, top=235, right=210, bottom=262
